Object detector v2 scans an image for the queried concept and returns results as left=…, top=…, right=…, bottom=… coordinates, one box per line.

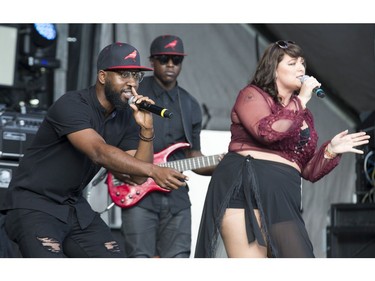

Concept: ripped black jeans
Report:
left=4, top=208, right=124, bottom=258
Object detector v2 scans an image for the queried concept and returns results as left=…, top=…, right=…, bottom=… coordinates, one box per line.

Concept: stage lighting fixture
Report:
left=31, top=24, right=58, bottom=48
left=21, top=23, right=60, bottom=70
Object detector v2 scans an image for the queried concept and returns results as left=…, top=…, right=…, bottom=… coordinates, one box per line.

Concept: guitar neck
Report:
left=159, top=155, right=220, bottom=171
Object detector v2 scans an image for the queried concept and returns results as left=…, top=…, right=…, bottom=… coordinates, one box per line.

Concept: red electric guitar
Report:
left=107, top=142, right=221, bottom=208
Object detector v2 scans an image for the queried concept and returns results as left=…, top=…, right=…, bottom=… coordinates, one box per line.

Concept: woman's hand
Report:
left=329, top=129, right=370, bottom=155
left=298, top=76, right=321, bottom=108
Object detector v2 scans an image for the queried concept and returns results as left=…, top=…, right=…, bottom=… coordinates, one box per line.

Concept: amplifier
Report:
left=0, top=111, right=44, bottom=159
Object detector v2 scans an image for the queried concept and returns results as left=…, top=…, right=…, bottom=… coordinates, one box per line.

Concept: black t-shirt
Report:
left=0, top=86, right=139, bottom=228
left=136, top=76, right=203, bottom=213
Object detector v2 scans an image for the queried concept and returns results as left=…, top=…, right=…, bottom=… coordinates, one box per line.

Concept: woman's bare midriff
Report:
left=236, top=150, right=301, bottom=173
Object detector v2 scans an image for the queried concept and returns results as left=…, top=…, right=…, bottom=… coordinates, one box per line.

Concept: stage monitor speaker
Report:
left=327, top=203, right=375, bottom=258
left=83, top=168, right=122, bottom=229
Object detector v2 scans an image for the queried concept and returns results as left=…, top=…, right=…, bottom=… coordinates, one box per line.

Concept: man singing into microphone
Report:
left=0, top=42, right=188, bottom=258
left=120, top=35, right=218, bottom=258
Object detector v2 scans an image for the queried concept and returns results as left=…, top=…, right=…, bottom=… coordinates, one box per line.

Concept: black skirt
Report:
left=194, top=152, right=314, bottom=258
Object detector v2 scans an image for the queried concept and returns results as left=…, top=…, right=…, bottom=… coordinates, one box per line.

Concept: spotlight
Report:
left=31, top=24, right=58, bottom=48
left=21, top=23, right=60, bottom=70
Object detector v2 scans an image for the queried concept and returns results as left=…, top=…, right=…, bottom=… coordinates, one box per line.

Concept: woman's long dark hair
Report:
left=251, top=41, right=305, bottom=103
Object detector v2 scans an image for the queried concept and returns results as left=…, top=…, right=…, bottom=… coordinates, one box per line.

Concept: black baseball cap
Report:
left=97, top=42, right=153, bottom=72
left=150, top=35, right=186, bottom=57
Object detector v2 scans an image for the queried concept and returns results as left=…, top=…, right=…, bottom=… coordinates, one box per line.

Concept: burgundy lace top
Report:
left=229, top=85, right=341, bottom=182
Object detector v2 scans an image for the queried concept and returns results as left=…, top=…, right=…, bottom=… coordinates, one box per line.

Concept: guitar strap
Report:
left=177, top=88, right=193, bottom=147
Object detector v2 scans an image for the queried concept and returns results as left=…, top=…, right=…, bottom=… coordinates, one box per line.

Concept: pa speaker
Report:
left=327, top=203, right=375, bottom=258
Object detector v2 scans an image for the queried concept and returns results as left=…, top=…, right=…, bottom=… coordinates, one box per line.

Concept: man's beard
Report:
left=104, top=82, right=128, bottom=110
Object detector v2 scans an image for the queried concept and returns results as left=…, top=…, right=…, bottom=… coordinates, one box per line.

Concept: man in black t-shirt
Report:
left=0, top=42, right=187, bottom=258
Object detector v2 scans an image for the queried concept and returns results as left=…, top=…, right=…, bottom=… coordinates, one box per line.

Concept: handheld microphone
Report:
left=299, top=75, right=325, bottom=98
left=128, top=96, right=173, bottom=119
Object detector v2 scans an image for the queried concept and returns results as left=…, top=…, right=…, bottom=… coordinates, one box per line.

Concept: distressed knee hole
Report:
left=104, top=241, right=121, bottom=253
left=37, top=236, right=61, bottom=253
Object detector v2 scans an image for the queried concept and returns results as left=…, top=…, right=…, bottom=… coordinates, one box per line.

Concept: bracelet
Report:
left=324, top=145, right=337, bottom=159
left=139, top=132, right=155, bottom=142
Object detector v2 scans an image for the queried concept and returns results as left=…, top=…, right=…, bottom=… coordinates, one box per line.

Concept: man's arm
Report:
left=67, top=128, right=187, bottom=189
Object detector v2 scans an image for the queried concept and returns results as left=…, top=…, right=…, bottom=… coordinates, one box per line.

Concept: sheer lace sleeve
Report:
left=301, top=140, right=341, bottom=182
left=232, top=85, right=306, bottom=145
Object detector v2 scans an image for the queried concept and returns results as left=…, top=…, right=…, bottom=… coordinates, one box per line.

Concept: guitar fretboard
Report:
left=158, top=155, right=220, bottom=172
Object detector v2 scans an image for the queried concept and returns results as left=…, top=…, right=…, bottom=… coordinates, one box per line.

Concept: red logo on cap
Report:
left=164, top=40, right=178, bottom=50
left=124, top=50, right=137, bottom=61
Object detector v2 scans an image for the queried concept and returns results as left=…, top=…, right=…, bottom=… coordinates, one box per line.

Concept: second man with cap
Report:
left=121, top=35, right=218, bottom=258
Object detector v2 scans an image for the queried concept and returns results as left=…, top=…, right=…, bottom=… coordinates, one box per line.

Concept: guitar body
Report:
left=107, top=142, right=191, bottom=208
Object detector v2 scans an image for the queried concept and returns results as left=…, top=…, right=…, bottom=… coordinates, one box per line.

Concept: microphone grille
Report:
left=299, top=75, right=309, bottom=83
left=128, top=96, right=135, bottom=105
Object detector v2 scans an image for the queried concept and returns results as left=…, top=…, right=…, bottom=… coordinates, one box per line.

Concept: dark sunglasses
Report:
left=153, top=55, right=184, bottom=65
left=275, top=40, right=296, bottom=49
